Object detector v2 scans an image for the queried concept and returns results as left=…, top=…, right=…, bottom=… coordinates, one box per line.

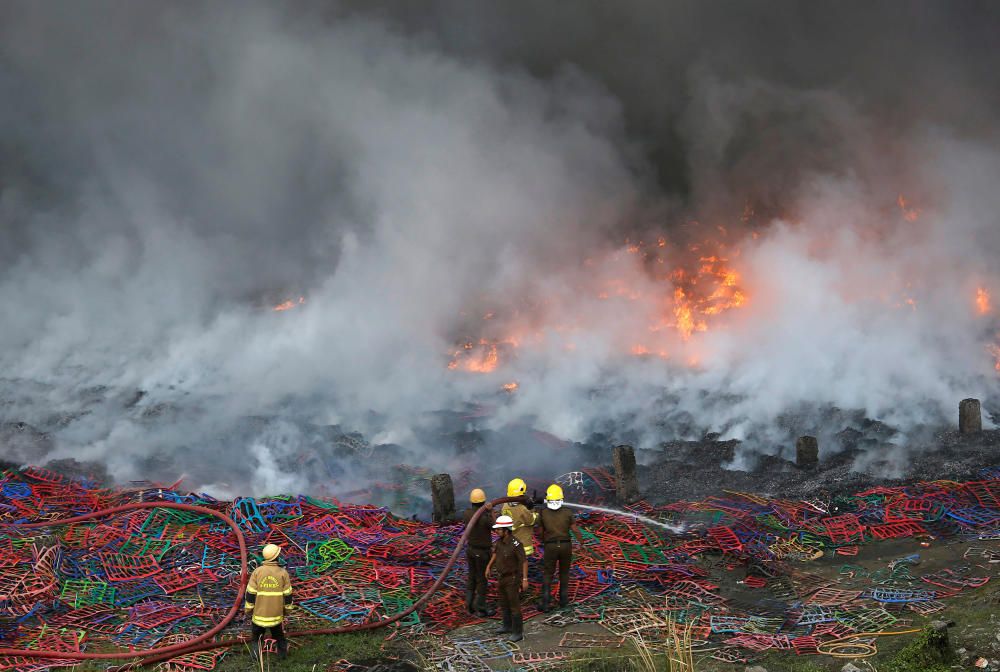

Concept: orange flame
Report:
left=976, top=287, right=991, bottom=315
left=446, top=227, right=749, bottom=372
left=273, top=296, right=305, bottom=312
left=448, top=338, right=514, bottom=373
left=667, top=253, right=746, bottom=339
left=989, top=343, right=1000, bottom=372
left=897, top=195, right=920, bottom=222
left=501, top=382, right=519, bottom=393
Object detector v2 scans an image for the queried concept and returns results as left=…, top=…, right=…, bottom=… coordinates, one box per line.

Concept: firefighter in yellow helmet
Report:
left=501, top=478, right=538, bottom=556
left=244, top=544, right=294, bottom=659
left=461, top=488, right=495, bottom=617
left=535, top=483, right=583, bottom=612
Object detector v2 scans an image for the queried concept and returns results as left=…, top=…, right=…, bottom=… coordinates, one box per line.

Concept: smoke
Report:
left=1, top=1, right=999, bottom=493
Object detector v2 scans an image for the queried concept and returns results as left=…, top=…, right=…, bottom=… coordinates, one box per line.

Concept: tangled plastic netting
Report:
left=0, top=466, right=998, bottom=670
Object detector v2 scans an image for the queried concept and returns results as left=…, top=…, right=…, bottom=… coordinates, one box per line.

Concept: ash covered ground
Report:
left=4, top=380, right=999, bottom=514
left=643, top=425, right=1000, bottom=503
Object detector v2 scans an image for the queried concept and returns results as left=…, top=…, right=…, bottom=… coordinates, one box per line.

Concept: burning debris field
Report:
left=4, top=1, right=1000, bottom=670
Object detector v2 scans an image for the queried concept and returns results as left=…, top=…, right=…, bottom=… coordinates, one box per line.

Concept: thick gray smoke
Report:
left=1, top=1, right=999, bottom=494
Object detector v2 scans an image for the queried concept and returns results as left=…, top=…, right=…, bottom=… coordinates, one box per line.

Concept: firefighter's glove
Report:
left=523, top=491, right=537, bottom=510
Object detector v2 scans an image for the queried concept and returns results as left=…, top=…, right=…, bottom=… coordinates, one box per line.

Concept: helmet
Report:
left=469, top=488, right=486, bottom=504
left=262, top=544, right=281, bottom=561
left=492, top=515, right=514, bottom=529
left=545, top=483, right=564, bottom=510
left=507, top=478, right=527, bottom=497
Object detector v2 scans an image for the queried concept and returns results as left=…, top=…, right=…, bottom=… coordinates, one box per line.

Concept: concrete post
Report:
left=612, top=444, right=641, bottom=503
left=795, top=436, right=819, bottom=469
left=430, top=473, right=456, bottom=524
left=959, top=398, right=982, bottom=434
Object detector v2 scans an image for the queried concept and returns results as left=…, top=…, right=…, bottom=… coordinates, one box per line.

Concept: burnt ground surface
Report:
left=3, top=391, right=1000, bottom=514
left=640, top=428, right=1000, bottom=505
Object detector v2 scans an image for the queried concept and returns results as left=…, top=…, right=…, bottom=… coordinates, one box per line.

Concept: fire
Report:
left=630, top=344, right=669, bottom=358
left=501, top=382, right=519, bottom=393
left=976, top=287, right=991, bottom=315
left=664, top=252, right=746, bottom=340
left=897, top=194, right=920, bottom=222
left=273, top=296, right=305, bottom=312
left=672, top=287, right=705, bottom=339
left=446, top=223, right=750, bottom=373
left=989, top=343, right=1000, bottom=372
left=448, top=339, right=513, bottom=373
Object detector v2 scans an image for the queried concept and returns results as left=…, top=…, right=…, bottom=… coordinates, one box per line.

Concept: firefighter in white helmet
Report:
left=485, top=514, right=528, bottom=642
left=244, top=543, right=294, bottom=659
left=535, top=483, right=583, bottom=612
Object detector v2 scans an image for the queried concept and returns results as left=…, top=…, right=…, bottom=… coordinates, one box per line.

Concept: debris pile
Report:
left=0, top=466, right=997, bottom=670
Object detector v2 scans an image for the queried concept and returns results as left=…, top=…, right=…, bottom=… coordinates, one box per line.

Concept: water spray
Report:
left=563, top=502, right=686, bottom=534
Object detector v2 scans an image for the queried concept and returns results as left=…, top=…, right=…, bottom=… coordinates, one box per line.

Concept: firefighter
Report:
left=535, top=483, right=583, bottom=612
left=244, top=543, right=294, bottom=659
left=461, top=487, right=495, bottom=617
left=485, top=514, right=528, bottom=642
left=501, top=478, right=538, bottom=556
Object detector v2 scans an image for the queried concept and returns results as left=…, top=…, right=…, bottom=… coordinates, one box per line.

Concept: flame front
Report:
left=448, top=339, right=511, bottom=373
left=446, top=227, right=750, bottom=373
left=897, top=194, right=920, bottom=222
left=668, top=254, right=746, bottom=339
left=977, top=287, right=991, bottom=315
left=989, top=343, right=1000, bottom=373
left=273, top=296, right=306, bottom=312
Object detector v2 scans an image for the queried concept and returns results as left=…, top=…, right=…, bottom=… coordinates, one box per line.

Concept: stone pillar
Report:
left=430, top=473, right=456, bottom=524
left=795, top=436, right=819, bottom=469
left=959, top=398, right=982, bottom=434
left=612, top=445, right=640, bottom=503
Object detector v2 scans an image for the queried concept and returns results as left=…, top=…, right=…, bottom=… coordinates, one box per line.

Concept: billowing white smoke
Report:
left=0, top=3, right=998, bottom=491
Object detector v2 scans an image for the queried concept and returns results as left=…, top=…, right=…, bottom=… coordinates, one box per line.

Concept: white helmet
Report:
left=492, top=515, right=514, bottom=529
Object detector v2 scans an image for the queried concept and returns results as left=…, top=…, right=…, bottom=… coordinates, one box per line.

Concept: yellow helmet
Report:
left=469, top=488, right=486, bottom=504
left=546, top=484, right=564, bottom=501
left=262, top=543, right=281, bottom=561
left=507, top=478, right=527, bottom=497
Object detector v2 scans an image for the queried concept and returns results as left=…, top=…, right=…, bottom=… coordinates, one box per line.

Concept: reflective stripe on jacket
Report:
left=245, top=561, right=293, bottom=627
left=501, top=503, right=537, bottom=555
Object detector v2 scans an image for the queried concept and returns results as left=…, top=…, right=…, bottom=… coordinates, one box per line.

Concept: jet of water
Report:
left=563, top=502, right=686, bottom=533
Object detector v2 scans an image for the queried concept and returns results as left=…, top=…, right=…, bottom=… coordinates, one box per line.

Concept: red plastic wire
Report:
left=0, top=496, right=520, bottom=668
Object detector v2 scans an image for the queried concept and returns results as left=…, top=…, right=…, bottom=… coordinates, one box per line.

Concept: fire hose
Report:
left=0, top=495, right=522, bottom=667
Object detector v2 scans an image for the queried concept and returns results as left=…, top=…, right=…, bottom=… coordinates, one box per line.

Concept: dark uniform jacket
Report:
left=461, top=504, right=494, bottom=549
left=493, top=534, right=527, bottom=578
left=538, top=508, right=575, bottom=542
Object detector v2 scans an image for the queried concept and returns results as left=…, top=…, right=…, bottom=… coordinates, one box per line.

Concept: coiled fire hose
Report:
left=0, top=495, right=522, bottom=668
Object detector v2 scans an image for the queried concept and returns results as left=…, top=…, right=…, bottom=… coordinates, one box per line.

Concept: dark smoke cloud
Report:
left=1, top=1, right=999, bottom=493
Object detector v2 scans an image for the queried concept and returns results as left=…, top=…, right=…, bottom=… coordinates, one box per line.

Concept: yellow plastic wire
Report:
left=817, top=628, right=922, bottom=658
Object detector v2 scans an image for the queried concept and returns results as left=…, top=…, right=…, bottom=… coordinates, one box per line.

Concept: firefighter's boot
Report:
left=465, top=588, right=476, bottom=614
left=509, top=614, right=524, bottom=642
left=496, top=607, right=512, bottom=634
left=475, top=592, right=495, bottom=617
left=538, top=576, right=551, bottom=613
